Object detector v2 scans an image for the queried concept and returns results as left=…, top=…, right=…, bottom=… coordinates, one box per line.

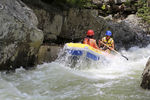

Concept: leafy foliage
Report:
left=137, top=0, right=150, bottom=24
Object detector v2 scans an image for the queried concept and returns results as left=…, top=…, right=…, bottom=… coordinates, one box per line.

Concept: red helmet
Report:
left=86, top=29, right=94, bottom=36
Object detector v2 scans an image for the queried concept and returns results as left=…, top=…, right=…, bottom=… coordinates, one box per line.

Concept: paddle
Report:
left=99, top=40, right=129, bottom=60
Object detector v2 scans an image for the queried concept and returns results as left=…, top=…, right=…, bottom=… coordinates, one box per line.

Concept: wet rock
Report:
left=104, top=15, right=113, bottom=21
left=60, top=9, right=105, bottom=40
left=0, top=0, right=43, bottom=70
left=141, top=58, right=150, bottom=89
left=37, top=45, right=61, bottom=64
left=30, top=8, right=63, bottom=44
left=44, top=34, right=57, bottom=43
left=101, top=14, right=150, bottom=50
left=31, top=7, right=106, bottom=44
left=30, top=4, right=150, bottom=50
left=124, top=14, right=149, bottom=35
left=92, top=0, right=103, bottom=6
left=34, top=9, right=63, bottom=36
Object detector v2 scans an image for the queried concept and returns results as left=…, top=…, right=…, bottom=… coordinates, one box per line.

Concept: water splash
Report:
left=54, top=44, right=150, bottom=81
left=0, top=45, right=150, bottom=100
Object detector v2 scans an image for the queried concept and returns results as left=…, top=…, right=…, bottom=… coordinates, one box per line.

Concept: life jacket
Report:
left=83, top=38, right=99, bottom=49
left=102, top=37, right=114, bottom=47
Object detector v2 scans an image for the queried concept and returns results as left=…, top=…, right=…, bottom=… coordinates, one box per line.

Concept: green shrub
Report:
left=137, top=0, right=150, bottom=24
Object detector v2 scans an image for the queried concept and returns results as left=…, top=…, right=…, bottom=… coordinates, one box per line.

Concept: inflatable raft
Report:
left=64, top=43, right=114, bottom=61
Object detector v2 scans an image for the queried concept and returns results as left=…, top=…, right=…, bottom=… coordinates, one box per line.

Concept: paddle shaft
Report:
left=99, top=40, right=128, bottom=60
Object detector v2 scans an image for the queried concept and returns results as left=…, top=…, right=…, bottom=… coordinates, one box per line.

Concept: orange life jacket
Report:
left=83, top=38, right=99, bottom=49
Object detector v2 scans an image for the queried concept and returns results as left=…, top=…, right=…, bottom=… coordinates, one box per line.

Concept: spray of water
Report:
left=55, top=44, right=150, bottom=80
left=0, top=45, right=150, bottom=100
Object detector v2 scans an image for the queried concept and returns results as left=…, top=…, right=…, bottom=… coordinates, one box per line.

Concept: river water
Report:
left=1, top=45, right=150, bottom=100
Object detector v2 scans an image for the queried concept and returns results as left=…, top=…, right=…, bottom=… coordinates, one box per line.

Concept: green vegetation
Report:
left=52, top=0, right=150, bottom=24
left=124, top=0, right=131, bottom=6
left=137, top=0, right=150, bottom=24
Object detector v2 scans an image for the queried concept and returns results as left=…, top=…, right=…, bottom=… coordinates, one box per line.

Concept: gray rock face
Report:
left=60, top=9, right=105, bottom=40
left=95, top=15, right=150, bottom=49
left=32, top=7, right=107, bottom=44
left=37, top=45, right=61, bottom=64
left=124, top=15, right=149, bottom=35
left=33, top=9, right=63, bottom=43
left=106, top=21, right=135, bottom=49
left=22, top=0, right=149, bottom=49
left=31, top=5, right=150, bottom=50
left=141, top=58, right=150, bottom=89
left=92, top=0, right=103, bottom=6
left=0, top=0, right=43, bottom=70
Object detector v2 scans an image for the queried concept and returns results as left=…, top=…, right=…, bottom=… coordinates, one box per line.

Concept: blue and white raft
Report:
left=64, top=43, right=114, bottom=61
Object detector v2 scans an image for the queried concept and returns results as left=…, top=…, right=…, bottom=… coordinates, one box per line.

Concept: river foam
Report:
left=0, top=45, right=150, bottom=100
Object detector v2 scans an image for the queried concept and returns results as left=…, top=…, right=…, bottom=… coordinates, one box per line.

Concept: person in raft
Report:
left=83, top=29, right=100, bottom=50
left=98, top=30, right=115, bottom=53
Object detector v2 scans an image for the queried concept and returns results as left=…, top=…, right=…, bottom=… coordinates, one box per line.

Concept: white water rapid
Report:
left=0, top=45, right=150, bottom=100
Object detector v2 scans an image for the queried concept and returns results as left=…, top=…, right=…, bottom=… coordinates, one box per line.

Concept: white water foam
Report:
left=56, top=44, right=150, bottom=80
left=0, top=45, right=150, bottom=100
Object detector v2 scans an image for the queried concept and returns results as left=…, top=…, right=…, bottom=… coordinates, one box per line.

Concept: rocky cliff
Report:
left=0, top=0, right=43, bottom=70
left=21, top=0, right=149, bottom=49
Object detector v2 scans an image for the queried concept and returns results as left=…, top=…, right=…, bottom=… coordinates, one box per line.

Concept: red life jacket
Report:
left=83, top=38, right=99, bottom=49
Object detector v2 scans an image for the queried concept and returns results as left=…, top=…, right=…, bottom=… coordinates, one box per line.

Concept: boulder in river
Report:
left=141, top=58, right=150, bottom=89
left=0, top=0, right=43, bottom=70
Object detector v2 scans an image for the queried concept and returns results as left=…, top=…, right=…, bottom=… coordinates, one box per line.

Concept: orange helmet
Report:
left=86, top=29, right=94, bottom=36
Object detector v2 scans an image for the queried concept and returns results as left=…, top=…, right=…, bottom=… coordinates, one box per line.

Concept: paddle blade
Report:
left=121, top=55, right=128, bottom=60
